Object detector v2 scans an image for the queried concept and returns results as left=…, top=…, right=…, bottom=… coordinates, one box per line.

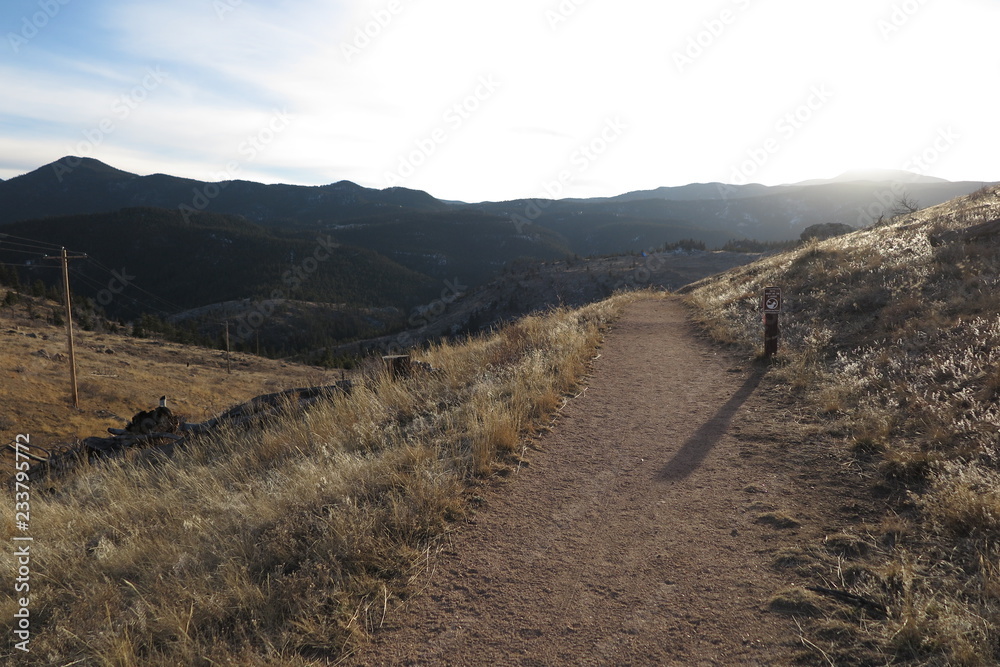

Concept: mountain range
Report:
left=0, top=156, right=992, bottom=356
left=2, top=158, right=990, bottom=241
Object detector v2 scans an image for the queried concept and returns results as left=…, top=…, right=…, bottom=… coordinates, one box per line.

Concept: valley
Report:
left=1, top=157, right=990, bottom=365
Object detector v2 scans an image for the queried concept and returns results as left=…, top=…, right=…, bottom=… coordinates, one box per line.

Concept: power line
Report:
left=0, top=233, right=84, bottom=255
left=0, top=233, right=62, bottom=248
left=0, top=247, right=61, bottom=258
left=1, top=243, right=55, bottom=255
left=84, top=256, right=187, bottom=313
left=67, top=267, right=167, bottom=319
left=0, top=258, right=177, bottom=320
left=1, top=231, right=218, bottom=319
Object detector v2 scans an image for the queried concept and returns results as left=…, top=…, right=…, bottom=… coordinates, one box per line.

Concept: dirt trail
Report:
left=349, top=296, right=823, bottom=665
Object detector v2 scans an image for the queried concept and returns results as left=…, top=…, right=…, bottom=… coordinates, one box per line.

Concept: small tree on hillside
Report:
left=892, top=192, right=920, bottom=217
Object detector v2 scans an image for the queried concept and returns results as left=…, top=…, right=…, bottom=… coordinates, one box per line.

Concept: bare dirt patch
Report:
left=347, top=296, right=874, bottom=665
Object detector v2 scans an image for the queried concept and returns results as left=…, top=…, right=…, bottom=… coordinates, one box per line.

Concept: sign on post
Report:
left=763, top=286, right=782, bottom=314
left=763, top=286, right=781, bottom=357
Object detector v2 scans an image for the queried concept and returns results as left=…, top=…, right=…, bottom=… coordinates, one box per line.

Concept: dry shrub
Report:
left=850, top=407, right=895, bottom=454
left=822, top=532, right=870, bottom=558
left=483, top=320, right=533, bottom=369
left=880, top=294, right=925, bottom=332
left=921, top=463, right=1000, bottom=538
left=978, top=365, right=1000, bottom=403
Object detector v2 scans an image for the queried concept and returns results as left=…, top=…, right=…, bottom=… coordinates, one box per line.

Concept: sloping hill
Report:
left=0, top=207, right=438, bottom=315
left=685, top=184, right=1000, bottom=663
left=317, top=209, right=572, bottom=286
left=0, top=295, right=336, bottom=455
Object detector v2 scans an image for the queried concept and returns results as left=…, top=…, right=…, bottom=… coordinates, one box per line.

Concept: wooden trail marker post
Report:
left=382, top=354, right=412, bottom=379
left=763, top=286, right=781, bottom=358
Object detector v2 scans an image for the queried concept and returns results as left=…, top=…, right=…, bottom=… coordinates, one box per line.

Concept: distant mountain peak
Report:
left=793, top=169, right=950, bottom=187
left=324, top=180, right=363, bottom=190
left=8, top=156, right=138, bottom=185
left=54, top=156, right=136, bottom=174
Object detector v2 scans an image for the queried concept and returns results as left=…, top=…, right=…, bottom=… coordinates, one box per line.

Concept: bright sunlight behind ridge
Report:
left=1, top=0, right=997, bottom=201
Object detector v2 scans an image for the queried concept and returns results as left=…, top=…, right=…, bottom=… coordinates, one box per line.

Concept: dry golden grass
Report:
left=0, top=297, right=339, bottom=460
left=0, top=292, right=639, bottom=665
left=686, top=184, right=1000, bottom=664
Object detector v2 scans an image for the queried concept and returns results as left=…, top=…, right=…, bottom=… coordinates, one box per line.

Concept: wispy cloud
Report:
left=1, top=0, right=998, bottom=198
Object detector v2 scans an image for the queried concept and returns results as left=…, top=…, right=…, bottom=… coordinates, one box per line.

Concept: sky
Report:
left=1, top=0, right=997, bottom=202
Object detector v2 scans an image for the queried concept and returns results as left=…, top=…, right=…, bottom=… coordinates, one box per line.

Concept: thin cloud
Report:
left=0, top=0, right=997, bottom=198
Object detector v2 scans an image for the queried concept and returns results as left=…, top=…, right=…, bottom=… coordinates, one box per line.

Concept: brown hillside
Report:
left=0, top=297, right=338, bottom=474
left=686, top=184, right=1000, bottom=664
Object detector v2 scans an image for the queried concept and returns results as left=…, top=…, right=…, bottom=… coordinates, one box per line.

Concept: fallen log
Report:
left=4, top=441, right=52, bottom=463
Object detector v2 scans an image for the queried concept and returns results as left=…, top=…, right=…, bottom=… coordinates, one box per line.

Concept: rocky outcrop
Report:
left=800, top=223, right=856, bottom=241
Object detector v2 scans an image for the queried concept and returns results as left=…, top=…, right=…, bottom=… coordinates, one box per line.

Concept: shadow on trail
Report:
left=657, top=365, right=767, bottom=482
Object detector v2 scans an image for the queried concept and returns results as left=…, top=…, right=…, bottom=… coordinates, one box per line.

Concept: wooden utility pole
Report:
left=224, top=320, right=232, bottom=374
left=48, top=248, right=87, bottom=408
left=62, top=249, right=79, bottom=407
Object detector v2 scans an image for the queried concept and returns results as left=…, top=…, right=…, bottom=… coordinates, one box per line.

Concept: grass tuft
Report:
left=767, top=587, right=824, bottom=616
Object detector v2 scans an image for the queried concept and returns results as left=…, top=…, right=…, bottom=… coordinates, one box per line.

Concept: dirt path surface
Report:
left=349, top=296, right=833, bottom=665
